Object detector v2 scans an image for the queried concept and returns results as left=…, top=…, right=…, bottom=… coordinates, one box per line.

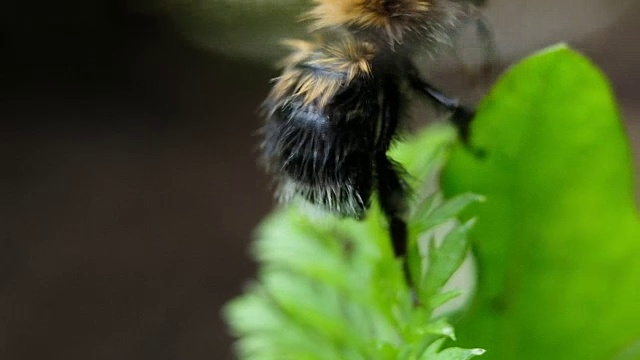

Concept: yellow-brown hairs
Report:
left=304, top=0, right=463, bottom=45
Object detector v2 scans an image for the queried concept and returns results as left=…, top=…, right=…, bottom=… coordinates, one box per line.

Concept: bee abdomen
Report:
left=262, top=99, right=377, bottom=218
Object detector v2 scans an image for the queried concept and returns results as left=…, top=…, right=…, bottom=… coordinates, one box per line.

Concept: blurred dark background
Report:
left=0, top=1, right=638, bottom=359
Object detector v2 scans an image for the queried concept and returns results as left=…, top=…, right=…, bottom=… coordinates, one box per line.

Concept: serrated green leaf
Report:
left=410, top=193, right=484, bottom=235
left=430, top=347, right=487, bottom=360
left=421, top=338, right=486, bottom=360
left=423, top=318, right=457, bottom=340
left=390, top=125, right=457, bottom=183
left=225, top=125, right=482, bottom=359
left=419, top=219, right=475, bottom=302
left=428, top=290, right=463, bottom=311
left=442, top=44, right=640, bottom=359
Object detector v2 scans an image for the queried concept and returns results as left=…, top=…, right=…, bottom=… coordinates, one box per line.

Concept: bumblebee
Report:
left=261, top=0, right=491, bottom=258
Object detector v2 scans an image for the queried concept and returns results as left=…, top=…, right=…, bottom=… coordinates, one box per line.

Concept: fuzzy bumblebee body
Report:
left=261, top=0, right=485, bottom=257
left=264, top=39, right=386, bottom=217
left=305, top=0, right=465, bottom=46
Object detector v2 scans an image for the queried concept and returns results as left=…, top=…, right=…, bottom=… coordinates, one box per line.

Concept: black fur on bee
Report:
left=260, top=0, right=488, bottom=259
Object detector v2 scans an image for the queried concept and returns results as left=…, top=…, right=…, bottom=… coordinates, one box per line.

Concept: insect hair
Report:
left=260, top=0, right=488, bottom=259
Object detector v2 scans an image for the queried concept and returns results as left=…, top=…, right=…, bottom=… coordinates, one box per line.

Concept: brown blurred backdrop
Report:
left=1, top=1, right=638, bottom=359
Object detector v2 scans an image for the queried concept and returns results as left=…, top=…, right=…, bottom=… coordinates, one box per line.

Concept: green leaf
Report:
left=226, top=126, right=484, bottom=359
left=410, top=193, right=484, bottom=235
left=422, top=318, right=457, bottom=340
left=390, top=125, right=457, bottom=186
left=442, top=44, right=640, bottom=359
left=421, top=339, right=486, bottom=360
left=429, top=290, right=464, bottom=311
left=419, top=219, right=475, bottom=301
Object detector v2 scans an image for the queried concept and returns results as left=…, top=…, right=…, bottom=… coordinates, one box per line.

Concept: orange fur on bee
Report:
left=304, top=0, right=465, bottom=45
left=268, top=38, right=378, bottom=109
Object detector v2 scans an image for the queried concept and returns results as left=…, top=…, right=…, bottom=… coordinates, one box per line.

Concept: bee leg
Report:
left=418, top=82, right=474, bottom=141
left=454, top=4, right=497, bottom=84
left=406, top=65, right=475, bottom=143
left=376, top=77, right=409, bottom=259
left=473, top=13, right=498, bottom=78
left=376, top=154, right=409, bottom=258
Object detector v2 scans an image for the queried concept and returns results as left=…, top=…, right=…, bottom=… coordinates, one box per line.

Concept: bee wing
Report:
left=452, top=5, right=498, bottom=82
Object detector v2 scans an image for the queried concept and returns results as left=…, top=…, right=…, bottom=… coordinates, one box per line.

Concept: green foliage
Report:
left=442, top=45, right=640, bottom=359
left=226, top=45, right=640, bottom=360
left=225, top=127, right=484, bottom=360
